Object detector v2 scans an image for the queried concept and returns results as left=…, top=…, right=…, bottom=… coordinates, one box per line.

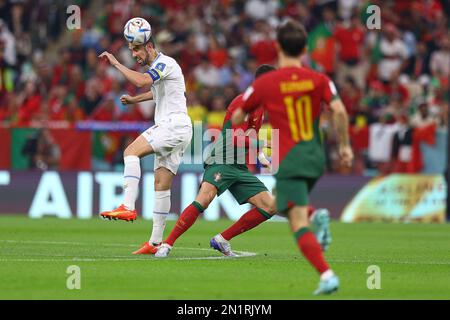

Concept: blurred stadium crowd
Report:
left=0, top=0, right=448, bottom=174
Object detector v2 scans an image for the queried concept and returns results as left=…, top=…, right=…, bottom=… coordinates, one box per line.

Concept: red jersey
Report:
left=242, top=66, right=338, bottom=178
left=333, top=25, right=364, bottom=62
left=224, top=94, right=264, bottom=135
left=204, top=94, right=264, bottom=168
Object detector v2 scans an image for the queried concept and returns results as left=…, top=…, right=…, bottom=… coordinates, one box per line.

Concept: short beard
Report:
left=144, top=50, right=151, bottom=66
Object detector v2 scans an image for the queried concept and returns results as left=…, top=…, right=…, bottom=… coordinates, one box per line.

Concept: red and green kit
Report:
left=242, top=66, right=339, bottom=212
left=203, top=94, right=268, bottom=205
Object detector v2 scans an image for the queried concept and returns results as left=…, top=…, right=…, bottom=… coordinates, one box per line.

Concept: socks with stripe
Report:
left=165, top=201, right=204, bottom=246
left=220, top=207, right=271, bottom=241
left=149, top=190, right=171, bottom=244
left=295, top=227, right=330, bottom=274
left=123, top=155, right=140, bottom=210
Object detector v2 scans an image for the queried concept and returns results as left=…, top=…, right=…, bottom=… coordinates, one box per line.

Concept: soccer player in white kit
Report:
left=98, top=22, right=192, bottom=254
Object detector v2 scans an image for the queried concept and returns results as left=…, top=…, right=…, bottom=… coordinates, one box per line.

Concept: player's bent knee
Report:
left=123, top=144, right=142, bottom=158
left=123, top=136, right=154, bottom=158
left=123, top=146, right=135, bottom=157
left=154, top=168, right=175, bottom=191
left=154, top=179, right=172, bottom=191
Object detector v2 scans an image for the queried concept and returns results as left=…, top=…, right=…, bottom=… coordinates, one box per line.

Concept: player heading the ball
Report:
left=98, top=17, right=193, bottom=251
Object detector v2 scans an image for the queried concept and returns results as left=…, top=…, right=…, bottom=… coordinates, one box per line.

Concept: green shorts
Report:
left=202, top=164, right=268, bottom=205
left=275, top=177, right=318, bottom=213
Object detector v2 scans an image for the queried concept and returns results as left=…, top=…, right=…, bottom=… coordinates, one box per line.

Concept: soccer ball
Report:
left=123, top=17, right=152, bottom=45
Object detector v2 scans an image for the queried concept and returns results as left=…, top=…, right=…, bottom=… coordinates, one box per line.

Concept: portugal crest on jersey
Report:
left=214, top=172, right=222, bottom=182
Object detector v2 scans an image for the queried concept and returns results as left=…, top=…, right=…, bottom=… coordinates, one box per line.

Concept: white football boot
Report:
left=210, top=234, right=237, bottom=257
left=154, top=243, right=172, bottom=258
left=310, top=208, right=332, bottom=251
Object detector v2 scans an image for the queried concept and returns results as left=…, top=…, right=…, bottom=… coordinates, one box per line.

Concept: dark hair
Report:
left=276, top=19, right=308, bottom=57
left=129, top=36, right=155, bottom=50
left=255, top=64, right=276, bottom=78
left=147, top=36, right=156, bottom=47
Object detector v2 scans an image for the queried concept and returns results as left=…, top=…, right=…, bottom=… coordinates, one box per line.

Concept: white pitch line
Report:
left=0, top=252, right=257, bottom=262
left=2, top=255, right=449, bottom=265
left=0, top=239, right=257, bottom=262
left=0, top=252, right=256, bottom=262
left=0, top=239, right=223, bottom=251
left=3, top=240, right=449, bottom=265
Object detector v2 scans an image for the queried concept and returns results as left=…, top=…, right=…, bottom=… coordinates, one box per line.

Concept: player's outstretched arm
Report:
left=329, top=99, right=353, bottom=167
left=98, top=51, right=153, bottom=88
left=120, top=91, right=154, bottom=105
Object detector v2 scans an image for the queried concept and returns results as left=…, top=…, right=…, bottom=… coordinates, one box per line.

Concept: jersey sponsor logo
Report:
left=155, top=62, right=166, bottom=72
left=280, top=80, right=314, bottom=94
left=147, top=69, right=160, bottom=81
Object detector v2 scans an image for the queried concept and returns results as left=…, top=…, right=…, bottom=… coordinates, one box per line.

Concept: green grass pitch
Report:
left=0, top=215, right=449, bottom=299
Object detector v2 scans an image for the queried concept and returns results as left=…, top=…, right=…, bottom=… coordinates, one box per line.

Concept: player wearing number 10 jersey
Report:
left=232, top=20, right=353, bottom=295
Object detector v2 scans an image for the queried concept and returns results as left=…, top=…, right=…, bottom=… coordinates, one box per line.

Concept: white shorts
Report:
left=141, top=120, right=192, bottom=174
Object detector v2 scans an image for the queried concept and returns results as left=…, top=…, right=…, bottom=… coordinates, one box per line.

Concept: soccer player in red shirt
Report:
left=232, top=20, right=353, bottom=295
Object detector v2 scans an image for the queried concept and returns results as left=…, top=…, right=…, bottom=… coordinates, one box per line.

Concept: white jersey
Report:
left=146, top=52, right=191, bottom=126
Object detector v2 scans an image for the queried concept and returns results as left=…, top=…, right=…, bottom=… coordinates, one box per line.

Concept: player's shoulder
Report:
left=255, top=69, right=279, bottom=82
left=299, top=67, right=332, bottom=87
left=227, top=94, right=245, bottom=112
left=254, top=67, right=328, bottom=87
left=314, top=70, right=331, bottom=82
left=158, top=53, right=179, bottom=67
left=151, top=53, right=179, bottom=73
left=251, top=71, right=278, bottom=90
left=297, top=66, right=328, bottom=79
left=256, top=67, right=318, bottom=80
left=307, top=69, right=338, bottom=99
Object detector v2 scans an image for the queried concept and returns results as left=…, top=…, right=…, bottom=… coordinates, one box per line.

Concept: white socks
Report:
left=149, top=189, right=171, bottom=244
left=123, top=155, right=141, bottom=210
left=122, top=155, right=171, bottom=244
left=320, top=269, right=335, bottom=281
left=122, top=155, right=172, bottom=245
